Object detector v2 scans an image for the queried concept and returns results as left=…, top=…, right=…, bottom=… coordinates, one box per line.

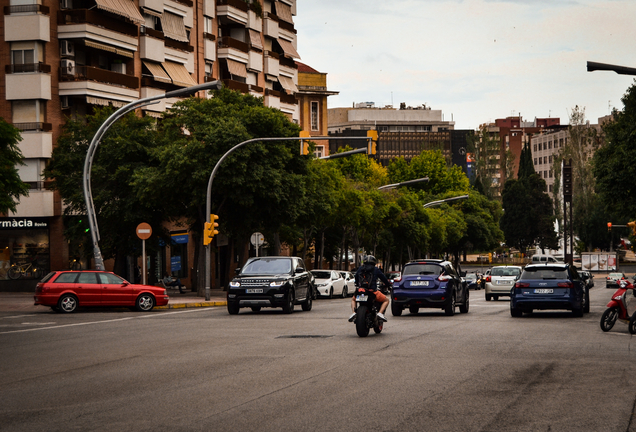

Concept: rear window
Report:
left=242, top=258, right=292, bottom=275
left=403, top=264, right=442, bottom=276
left=39, top=272, right=57, bottom=283
left=53, top=272, right=79, bottom=283
left=520, top=267, right=569, bottom=280
left=491, top=267, right=521, bottom=277
left=465, top=274, right=477, bottom=281
left=312, top=271, right=332, bottom=279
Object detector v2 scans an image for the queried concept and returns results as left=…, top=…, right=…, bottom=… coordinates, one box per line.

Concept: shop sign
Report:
left=170, top=233, right=188, bottom=244
left=0, top=217, right=49, bottom=230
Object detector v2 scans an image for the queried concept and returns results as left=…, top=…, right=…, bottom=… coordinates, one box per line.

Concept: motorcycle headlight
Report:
left=229, top=281, right=241, bottom=288
left=270, top=280, right=286, bottom=287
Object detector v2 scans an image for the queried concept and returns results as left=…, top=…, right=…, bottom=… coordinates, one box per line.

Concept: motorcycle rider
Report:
left=348, top=255, right=391, bottom=322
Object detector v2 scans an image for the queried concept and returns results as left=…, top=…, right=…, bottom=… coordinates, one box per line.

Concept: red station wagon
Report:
left=34, top=271, right=170, bottom=313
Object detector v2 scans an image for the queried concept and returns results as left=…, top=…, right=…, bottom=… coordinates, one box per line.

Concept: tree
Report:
left=0, top=118, right=30, bottom=214
left=467, top=127, right=510, bottom=200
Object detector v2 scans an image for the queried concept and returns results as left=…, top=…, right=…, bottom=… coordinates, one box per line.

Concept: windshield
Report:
left=403, top=264, right=442, bottom=276
left=491, top=267, right=521, bottom=277
left=241, top=258, right=292, bottom=275
left=520, top=267, right=569, bottom=280
left=311, top=271, right=332, bottom=279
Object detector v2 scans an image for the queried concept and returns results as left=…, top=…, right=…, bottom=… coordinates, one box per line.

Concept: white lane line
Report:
left=2, top=314, right=38, bottom=319
left=0, top=307, right=212, bottom=335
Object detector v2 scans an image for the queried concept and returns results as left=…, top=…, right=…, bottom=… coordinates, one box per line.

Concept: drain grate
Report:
left=276, top=335, right=334, bottom=339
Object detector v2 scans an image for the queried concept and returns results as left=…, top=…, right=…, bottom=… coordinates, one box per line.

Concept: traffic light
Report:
left=629, top=221, right=636, bottom=236
left=367, top=130, right=377, bottom=155
left=299, top=131, right=310, bottom=155
left=608, top=222, right=612, bottom=232
left=203, top=214, right=219, bottom=245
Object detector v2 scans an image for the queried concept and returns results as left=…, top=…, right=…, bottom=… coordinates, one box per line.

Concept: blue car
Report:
left=510, top=263, right=589, bottom=317
left=391, top=259, right=469, bottom=316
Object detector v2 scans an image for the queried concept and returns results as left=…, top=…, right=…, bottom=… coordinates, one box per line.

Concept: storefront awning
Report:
left=94, top=0, right=145, bottom=25
left=142, top=61, right=172, bottom=84
left=162, top=61, right=197, bottom=87
left=249, top=29, right=263, bottom=50
left=161, top=12, right=189, bottom=43
left=85, top=40, right=133, bottom=58
left=226, top=59, right=247, bottom=78
left=275, top=2, right=294, bottom=24
left=277, top=39, right=300, bottom=59
left=278, top=75, right=297, bottom=93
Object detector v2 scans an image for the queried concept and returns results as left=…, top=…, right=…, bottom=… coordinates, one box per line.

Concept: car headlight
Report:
left=270, top=280, right=286, bottom=287
left=317, top=283, right=327, bottom=287
left=229, top=281, right=241, bottom=288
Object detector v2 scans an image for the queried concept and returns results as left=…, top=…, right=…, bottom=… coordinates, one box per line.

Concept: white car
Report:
left=340, top=271, right=356, bottom=296
left=311, top=270, right=347, bottom=298
left=484, top=265, right=522, bottom=301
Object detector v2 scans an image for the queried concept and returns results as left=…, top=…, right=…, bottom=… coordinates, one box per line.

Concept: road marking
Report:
left=0, top=308, right=212, bottom=335
left=1, top=314, right=38, bottom=319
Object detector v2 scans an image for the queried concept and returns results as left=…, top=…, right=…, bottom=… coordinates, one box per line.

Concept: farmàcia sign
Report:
left=0, top=217, right=49, bottom=230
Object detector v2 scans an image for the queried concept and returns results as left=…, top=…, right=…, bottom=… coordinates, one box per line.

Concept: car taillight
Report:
left=438, top=275, right=452, bottom=281
left=515, top=282, right=530, bottom=288
left=485, top=276, right=491, bottom=283
left=557, top=282, right=573, bottom=288
left=394, top=276, right=402, bottom=282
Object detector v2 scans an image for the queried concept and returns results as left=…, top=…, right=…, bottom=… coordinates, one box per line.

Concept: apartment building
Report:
left=0, top=0, right=301, bottom=285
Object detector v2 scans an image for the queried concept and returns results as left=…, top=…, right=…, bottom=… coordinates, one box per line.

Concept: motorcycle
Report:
left=600, top=276, right=636, bottom=333
left=353, top=284, right=386, bottom=337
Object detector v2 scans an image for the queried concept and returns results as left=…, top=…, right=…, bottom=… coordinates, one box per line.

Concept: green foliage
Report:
left=0, top=118, right=29, bottom=214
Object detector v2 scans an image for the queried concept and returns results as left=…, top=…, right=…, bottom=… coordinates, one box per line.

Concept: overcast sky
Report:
left=294, top=0, right=636, bottom=130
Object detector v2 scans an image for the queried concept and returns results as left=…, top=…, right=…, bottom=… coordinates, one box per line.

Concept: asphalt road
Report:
left=2, top=284, right=636, bottom=432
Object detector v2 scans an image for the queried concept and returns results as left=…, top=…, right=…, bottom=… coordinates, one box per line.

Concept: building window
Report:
left=533, top=144, right=537, bottom=152
left=549, top=155, right=552, bottom=163
left=543, top=156, right=547, bottom=164
left=538, top=158, right=542, bottom=165
left=549, top=184, right=553, bottom=192
left=548, top=141, right=552, bottom=149
left=12, top=100, right=46, bottom=130
left=534, top=158, right=537, bottom=165
left=544, top=170, right=548, bottom=178
left=310, top=101, right=319, bottom=131
left=543, top=142, right=547, bottom=150
left=314, top=145, right=324, bottom=158
left=549, top=170, right=553, bottom=178
left=204, top=16, right=213, bottom=34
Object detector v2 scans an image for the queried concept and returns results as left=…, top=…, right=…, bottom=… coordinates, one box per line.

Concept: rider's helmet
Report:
left=364, top=255, right=377, bottom=265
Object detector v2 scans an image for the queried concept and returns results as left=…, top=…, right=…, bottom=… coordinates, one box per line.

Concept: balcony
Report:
left=280, top=93, right=297, bottom=105
left=263, top=12, right=279, bottom=39
left=11, top=190, right=55, bottom=217
left=217, top=0, right=248, bottom=24
left=139, top=27, right=165, bottom=62
left=60, top=65, right=139, bottom=89
left=5, top=71, right=52, bottom=100
left=5, top=64, right=51, bottom=74
left=264, top=52, right=279, bottom=77
left=18, top=131, right=53, bottom=159
left=279, top=56, right=297, bottom=70
left=217, top=37, right=249, bottom=64
left=247, top=51, right=262, bottom=72
left=14, top=123, right=52, bottom=132
left=222, top=79, right=249, bottom=93
left=279, top=19, right=296, bottom=34
left=5, top=7, right=50, bottom=42
left=204, top=35, right=216, bottom=61
left=165, top=38, right=194, bottom=52
left=58, top=10, right=138, bottom=38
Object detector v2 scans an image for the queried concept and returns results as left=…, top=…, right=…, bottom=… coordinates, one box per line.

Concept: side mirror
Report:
left=235, top=267, right=241, bottom=275
left=295, top=267, right=304, bottom=274
left=461, top=271, right=466, bottom=277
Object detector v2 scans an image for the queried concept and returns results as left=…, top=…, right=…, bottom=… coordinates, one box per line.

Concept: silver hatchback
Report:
left=484, top=266, right=522, bottom=301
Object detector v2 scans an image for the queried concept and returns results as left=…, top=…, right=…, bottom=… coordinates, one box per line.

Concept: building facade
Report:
left=0, top=0, right=301, bottom=287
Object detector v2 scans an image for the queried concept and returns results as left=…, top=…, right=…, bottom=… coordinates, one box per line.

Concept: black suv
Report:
left=227, top=256, right=314, bottom=314
left=391, top=259, right=469, bottom=316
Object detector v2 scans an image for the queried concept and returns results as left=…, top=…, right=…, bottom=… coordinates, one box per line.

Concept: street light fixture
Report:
left=423, top=194, right=469, bottom=208
left=587, top=61, right=636, bottom=76
left=83, top=80, right=222, bottom=271
left=378, top=177, right=429, bottom=191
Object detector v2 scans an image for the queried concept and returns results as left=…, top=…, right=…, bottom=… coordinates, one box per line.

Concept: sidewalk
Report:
left=0, top=289, right=227, bottom=313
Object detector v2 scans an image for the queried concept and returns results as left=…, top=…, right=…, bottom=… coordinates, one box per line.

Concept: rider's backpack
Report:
left=359, top=268, right=374, bottom=289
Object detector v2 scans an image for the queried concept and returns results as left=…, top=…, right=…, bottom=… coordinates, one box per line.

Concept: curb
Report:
left=155, top=301, right=227, bottom=310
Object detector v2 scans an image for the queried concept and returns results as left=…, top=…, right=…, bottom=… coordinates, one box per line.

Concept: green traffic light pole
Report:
left=204, top=135, right=374, bottom=300
left=83, top=81, right=222, bottom=271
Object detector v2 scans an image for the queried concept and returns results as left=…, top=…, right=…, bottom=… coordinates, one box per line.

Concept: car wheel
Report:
left=445, top=293, right=456, bottom=316
left=227, top=302, right=240, bottom=315
left=409, top=306, right=419, bottom=314
left=58, top=294, right=78, bottom=313
left=328, top=288, right=333, bottom=299
left=493, top=295, right=499, bottom=301
left=572, top=306, right=583, bottom=317
left=341, top=285, right=347, bottom=298
left=391, top=301, right=403, bottom=316
left=600, top=307, right=618, bottom=331
left=510, top=305, right=522, bottom=317
left=283, top=290, right=295, bottom=314
left=485, top=294, right=491, bottom=301
left=302, top=294, right=313, bottom=311
left=459, top=296, right=469, bottom=314
left=584, top=290, right=590, bottom=314
left=251, top=306, right=261, bottom=312
left=136, top=293, right=155, bottom=312
left=629, top=313, right=636, bottom=335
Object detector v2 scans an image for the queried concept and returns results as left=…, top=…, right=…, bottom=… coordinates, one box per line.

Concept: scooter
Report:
left=353, top=285, right=385, bottom=337
left=600, top=276, right=636, bottom=333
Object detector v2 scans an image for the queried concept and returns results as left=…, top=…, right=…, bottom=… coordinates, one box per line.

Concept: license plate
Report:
left=497, top=280, right=511, bottom=285
left=410, top=281, right=429, bottom=287
left=246, top=289, right=263, bottom=294
left=356, top=295, right=368, bottom=302
left=534, top=289, right=553, bottom=294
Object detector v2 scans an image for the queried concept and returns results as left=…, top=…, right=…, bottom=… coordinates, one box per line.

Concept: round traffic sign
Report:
left=250, top=232, right=264, bottom=247
left=136, top=223, right=152, bottom=240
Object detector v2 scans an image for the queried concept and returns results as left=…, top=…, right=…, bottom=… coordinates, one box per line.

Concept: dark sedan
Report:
left=510, top=263, right=589, bottom=317
left=391, top=259, right=469, bottom=316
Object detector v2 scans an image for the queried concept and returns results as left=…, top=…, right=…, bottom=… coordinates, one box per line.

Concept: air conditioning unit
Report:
left=60, top=96, right=70, bottom=109
left=60, top=59, right=75, bottom=76
left=110, top=63, right=125, bottom=74
left=60, top=40, right=74, bottom=57
left=60, top=0, right=72, bottom=9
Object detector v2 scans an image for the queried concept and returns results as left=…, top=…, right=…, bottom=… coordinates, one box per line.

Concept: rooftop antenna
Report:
left=391, top=91, right=393, bottom=107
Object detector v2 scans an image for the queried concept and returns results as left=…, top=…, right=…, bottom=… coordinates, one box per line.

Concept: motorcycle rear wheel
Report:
left=356, top=305, right=370, bottom=337
left=600, top=307, right=618, bottom=332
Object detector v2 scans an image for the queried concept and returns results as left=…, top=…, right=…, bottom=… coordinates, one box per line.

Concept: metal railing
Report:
left=222, top=79, right=249, bottom=93
left=4, top=4, right=49, bottom=14
left=5, top=63, right=51, bottom=74
left=60, top=65, right=139, bottom=89
left=13, top=122, right=52, bottom=132
left=58, top=10, right=138, bottom=38
left=217, top=36, right=249, bottom=53
left=217, top=0, right=248, bottom=12
left=140, top=26, right=164, bottom=40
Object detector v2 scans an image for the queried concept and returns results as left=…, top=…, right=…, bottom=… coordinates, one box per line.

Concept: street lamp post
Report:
left=423, top=195, right=469, bottom=208
left=83, top=81, right=222, bottom=271
left=377, top=177, right=429, bottom=191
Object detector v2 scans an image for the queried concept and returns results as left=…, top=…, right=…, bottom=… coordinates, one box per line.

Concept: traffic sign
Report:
left=250, top=232, right=264, bottom=247
left=136, top=223, right=152, bottom=240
